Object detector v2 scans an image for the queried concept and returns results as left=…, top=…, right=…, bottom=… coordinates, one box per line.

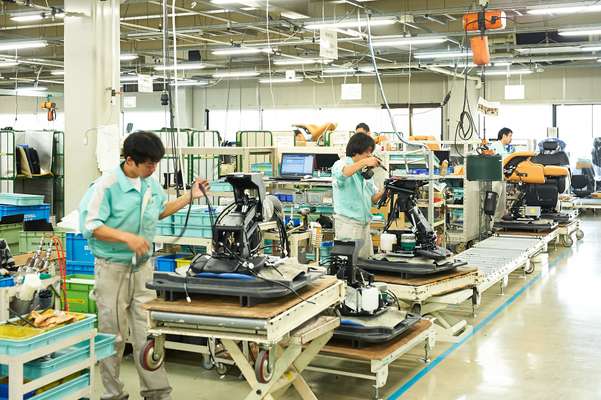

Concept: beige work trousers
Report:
left=334, top=214, right=374, bottom=259
left=492, top=180, right=508, bottom=220
left=94, top=258, right=171, bottom=400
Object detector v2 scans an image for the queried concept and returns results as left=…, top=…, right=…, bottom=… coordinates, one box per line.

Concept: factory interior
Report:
left=0, top=0, right=601, bottom=399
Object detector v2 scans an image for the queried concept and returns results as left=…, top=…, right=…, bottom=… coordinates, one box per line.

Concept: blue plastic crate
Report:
left=156, top=223, right=174, bottom=236
left=155, top=254, right=188, bottom=272
left=0, top=383, right=33, bottom=400
left=66, top=260, right=94, bottom=275
left=0, top=314, right=96, bottom=356
left=210, top=181, right=233, bottom=192
left=65, top=233, right=94, bottom=263
left=173, top=206, right=220, bottom=227
left=0, top=204, right=50, bottom=222
left=172, top=225, right=213, bottom=238
left=0, top=194, right=44, bottom=206
left=0, top=278, right=14, bottom=288
left=29, top=372, right=90, bottom=400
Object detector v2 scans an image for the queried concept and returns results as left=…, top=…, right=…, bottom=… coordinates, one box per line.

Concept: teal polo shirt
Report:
left=332, top=157, right=378, bottom=224
left=79, top=164, right=167, bottom=265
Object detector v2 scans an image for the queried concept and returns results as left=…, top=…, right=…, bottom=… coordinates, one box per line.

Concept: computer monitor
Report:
left=280, top=153, right=315, bottom=177
left=315, top=153, right=340, bottom=171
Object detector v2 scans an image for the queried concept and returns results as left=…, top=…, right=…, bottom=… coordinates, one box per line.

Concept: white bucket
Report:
left=380, top=233, right=397, bottom=252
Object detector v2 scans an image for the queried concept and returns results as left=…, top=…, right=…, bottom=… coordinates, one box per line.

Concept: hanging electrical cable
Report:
left=364, top=12, right=427, bottom=152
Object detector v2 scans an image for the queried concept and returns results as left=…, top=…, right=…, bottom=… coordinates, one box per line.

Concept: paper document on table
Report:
left=96, top=124, right=122, bottom=173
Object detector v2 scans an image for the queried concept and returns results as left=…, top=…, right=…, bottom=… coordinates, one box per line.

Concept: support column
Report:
left=64, top=0, right=121, bottom=213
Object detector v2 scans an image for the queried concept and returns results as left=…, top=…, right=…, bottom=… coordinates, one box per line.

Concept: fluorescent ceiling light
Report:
left=414, top=50, right=472, bottom=59
left=273, top=58, right=331, bottom=66
left=281, top=11, right=309, bottom=19
left=322, top=67, right=356, bottom=74
left=120, top=75, right=140, bottom=82
left=372, top=36, right=447, bottom=47
left=213, top=71, right=260, bottom=78
left=10, top=14, right=44, bottom=22
left=17, top=85, right=48, bottom=91
left=582, top=46, right=601, bottom=52
left=0, top=61, right=18, bottom=68
left=528, top=4, right=601, bottom=15
left=0, top=40, right=48, bottom=51
left=515, top=46, right=581, bottom=55
left=305, top=18, right=396, bottom=30
left=212, top=47, right=273, bottom=56
left=50, top=70, right=64, bottom=76
left=484, top=69, right=533, bottom=76
left=492, top=61, right=512, bottom=67
left=120, top=53, right=138, bottom=61
left=559, top=28, right=601, bottom=36
left=259, top=77, right=303, bottom=84
left=154, top=62, right=207, bottom=71
left=170, top=79, right=209, bottom=86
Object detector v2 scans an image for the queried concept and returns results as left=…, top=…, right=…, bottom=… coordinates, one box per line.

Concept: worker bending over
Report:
left=492, top=127, right=515, bottom=220
left=332, top=133, right=384, bottom=258
left=79, top=131, right=209, bottom=400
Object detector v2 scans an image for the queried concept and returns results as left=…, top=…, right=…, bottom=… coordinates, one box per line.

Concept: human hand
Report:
left=362, top=157, right=381, bottom=168
left=191, top=178, right=210, bottom=200
left=123, top=233, right=150, bottom=257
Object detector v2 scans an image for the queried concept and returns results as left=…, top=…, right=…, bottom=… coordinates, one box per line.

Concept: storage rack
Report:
left=0, top=130, right=64, bottom=221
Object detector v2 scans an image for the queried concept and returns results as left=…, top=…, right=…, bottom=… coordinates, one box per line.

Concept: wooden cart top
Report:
left=321, top=319, right=433, bottom=361
left=143, top=276, right=339, bottom=319
left=375, top=266, right=478, bottom=286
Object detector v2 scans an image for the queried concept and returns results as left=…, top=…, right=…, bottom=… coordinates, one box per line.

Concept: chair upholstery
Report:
left=293, top=123, right=337, bottom=142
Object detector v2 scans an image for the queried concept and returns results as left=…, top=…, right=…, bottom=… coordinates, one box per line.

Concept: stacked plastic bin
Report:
left=65, top=233, right=94, bottom=275
left=156, top=205, right=222, bottom=238
left=0, top=194, right=50, bottom=223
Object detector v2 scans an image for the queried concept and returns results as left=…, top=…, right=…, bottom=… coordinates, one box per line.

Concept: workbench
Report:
left=142, top=276, right=344, bottom=400
left=375, top=267, right=479, bottom=343
left=306, top=319, right=435, bottom=400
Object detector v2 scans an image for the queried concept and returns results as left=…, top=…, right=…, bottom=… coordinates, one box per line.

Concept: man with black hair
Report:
left=355, top=122, right=371, bottom=135
left=491, top=127, right=514, bottom=220
left=491, top=127, right=514, bottom=157
left=79, top=131, right=209, bottom=400
left=332, top=133, right=384, bottom=258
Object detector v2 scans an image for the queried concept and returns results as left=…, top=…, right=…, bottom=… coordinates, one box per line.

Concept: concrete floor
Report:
left=93, top=215, right=601, bottom=400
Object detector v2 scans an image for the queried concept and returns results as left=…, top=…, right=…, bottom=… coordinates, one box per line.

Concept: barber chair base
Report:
left=356, top=256, right=466, bottom=278
left=334, top=311, right=421, bottom=348
left=493, top=218, right=557, bottom=232
left=148, top=270, right=323, bottom=307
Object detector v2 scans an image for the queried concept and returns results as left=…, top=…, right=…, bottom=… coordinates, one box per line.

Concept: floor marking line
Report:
left=387, top=249, right=570, bottom=399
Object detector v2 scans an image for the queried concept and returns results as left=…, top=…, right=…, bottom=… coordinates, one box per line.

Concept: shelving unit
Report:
left=0, top=130, right=64, bottom=221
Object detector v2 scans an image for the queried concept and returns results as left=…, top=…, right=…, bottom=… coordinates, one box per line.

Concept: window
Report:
left=556, top=104, right=595, bottom=161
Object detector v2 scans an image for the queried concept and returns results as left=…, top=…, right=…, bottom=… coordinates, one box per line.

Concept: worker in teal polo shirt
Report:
left=79, top=131, right=209, bottom=400
left=491, top=127, right=515, bottom=220
left=332, top=133, right=384, bottom=258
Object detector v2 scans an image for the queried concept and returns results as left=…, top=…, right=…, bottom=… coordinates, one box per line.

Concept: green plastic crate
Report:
left=0, top=223, right=22, bottom=254
left=65, top=274, right=96, bottom=314
left=19, top=231, right=66, bottom=254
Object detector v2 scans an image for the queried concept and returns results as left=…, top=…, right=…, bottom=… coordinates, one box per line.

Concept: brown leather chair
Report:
left=293, top=122, right=337, bottom=143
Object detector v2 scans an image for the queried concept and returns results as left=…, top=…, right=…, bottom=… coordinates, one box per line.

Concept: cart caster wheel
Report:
left=524, top=263, right=535, bottom=275
left=563, top=236, right=574, bottom=248
left=254, top=350, right=273, bottom=384
left=140, top=339, right=164, bottom=371
left=201, top=354, right=214, bottom=370
left=576, top=230, right=584, bottom=240
left=215, top=362, right=229, bottom=376
left=411, top=303, right=422, bottom=315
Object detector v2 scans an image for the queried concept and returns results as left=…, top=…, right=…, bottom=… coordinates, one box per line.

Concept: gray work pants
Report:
left=334, top=214, right=374, bottom=259
left=94, top=258, right=172, bottom=400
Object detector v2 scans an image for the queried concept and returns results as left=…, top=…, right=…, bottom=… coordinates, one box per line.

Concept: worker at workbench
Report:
left=355, top=122, right=387, bottom=190
left=79, top=131, right=209, bottom=400
left=492, top=127, right=515, bottom=220
left=332, top=133, right=384, bottom=258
